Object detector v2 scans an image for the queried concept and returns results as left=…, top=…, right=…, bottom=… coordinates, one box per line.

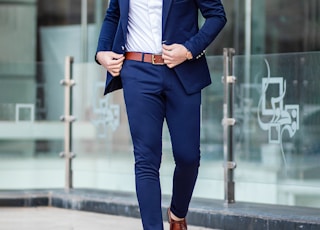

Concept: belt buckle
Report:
left=152, top=54, right=164, bottom=65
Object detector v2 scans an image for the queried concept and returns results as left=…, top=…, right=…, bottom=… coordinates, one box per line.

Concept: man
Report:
left=96, top=0, right=226, bottom=229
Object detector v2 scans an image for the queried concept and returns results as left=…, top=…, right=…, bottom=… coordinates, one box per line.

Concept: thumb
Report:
left=162, top=44, right=174, bottom=51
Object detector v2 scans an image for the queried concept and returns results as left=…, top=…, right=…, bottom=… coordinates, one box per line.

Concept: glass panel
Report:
left=195, top=56, right=225, bottom=199
left=0, top=62, right=65, bottom=189
left=233, top=52, right=320, bottom=208
left=71, top=63, right=134, bottom=191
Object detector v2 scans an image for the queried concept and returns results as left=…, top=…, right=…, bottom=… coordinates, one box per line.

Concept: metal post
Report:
left=60, top=56, right=76, bottom=191
left=244, top=0, right=252, bottom=160
left=95, top=0, right=103, bottom=39
left=222, top=48, right=236, bottom=204
left=81, top=0, right=88, bottom=62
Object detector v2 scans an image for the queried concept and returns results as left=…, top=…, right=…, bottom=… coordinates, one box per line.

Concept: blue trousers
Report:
left=121, top=60, right=201, bottom=230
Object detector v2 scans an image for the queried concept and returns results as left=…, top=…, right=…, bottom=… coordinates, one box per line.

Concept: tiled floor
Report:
left=0, top=207, right=217, bottom=230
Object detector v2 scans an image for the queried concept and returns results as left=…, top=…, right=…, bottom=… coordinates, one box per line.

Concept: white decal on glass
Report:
left=92, top=82, right=120, bottom=138
left=257, top=60, right=299, bottom=167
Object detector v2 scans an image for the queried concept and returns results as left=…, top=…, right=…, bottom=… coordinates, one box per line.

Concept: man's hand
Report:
left=162, top=44, right=189, bottom=68
left=96, top=51, right=125, bottom=77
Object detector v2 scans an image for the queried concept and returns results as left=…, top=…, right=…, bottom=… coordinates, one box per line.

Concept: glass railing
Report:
left=1, top=51, right=320, bottom=209
left=233, top=52, right=320, bottom=207
left=0, top=62, right=65, bottom=189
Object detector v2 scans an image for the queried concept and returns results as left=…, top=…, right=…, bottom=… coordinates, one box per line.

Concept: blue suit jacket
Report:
left=96, top=0, right=226, bottom=95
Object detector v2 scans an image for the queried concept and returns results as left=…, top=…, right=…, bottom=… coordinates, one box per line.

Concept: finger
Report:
left=113, top=63, right=123, bottom=72
left=162, top=52, right=174, bottom=61
left=110, top=59, right=122, bottom=66
left=166, top=63, right=175, bottom=69
left=162, top=48, right=170, bottom=57
left=111, top=53, right=124, bottom=59
left=164, top=53, right=174, bottom=60
left=163, top=44, right=175, bottom=51
left=164, top=60, right=176, bottom=68
left=108, top=57, right=124, bottom=68
left=163, top=59, right=169, bottom=65
left=111, top=56, right=125, bottom=63
left=110, top=63, right=122, bottom=72
left=108, top=60, right=123, bottom=76
left=162, top=44, right=170, bottom=50
left=110, top=70, right=120, bottom=77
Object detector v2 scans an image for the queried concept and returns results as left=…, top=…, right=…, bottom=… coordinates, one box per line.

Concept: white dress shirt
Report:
left=126, top=0, right=163, bottom=54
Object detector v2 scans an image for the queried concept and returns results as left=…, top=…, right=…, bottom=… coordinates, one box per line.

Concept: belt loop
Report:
left=141, top=53, right=145, bottom=62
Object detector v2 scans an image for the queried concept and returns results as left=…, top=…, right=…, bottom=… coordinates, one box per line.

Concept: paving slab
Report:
left=0, top=207, right=218, bottom=230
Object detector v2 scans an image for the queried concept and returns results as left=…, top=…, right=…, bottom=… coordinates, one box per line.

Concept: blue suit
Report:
left=96, top=0, right=226, bottom=229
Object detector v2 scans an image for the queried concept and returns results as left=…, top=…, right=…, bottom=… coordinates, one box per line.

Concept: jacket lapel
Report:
left=162, top=0, right=173, bottom=33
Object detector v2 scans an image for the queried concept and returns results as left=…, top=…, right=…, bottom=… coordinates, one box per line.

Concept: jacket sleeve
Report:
left=96, top=0, right=120, bottom=54
left=184, top=0, right=227, bottom=57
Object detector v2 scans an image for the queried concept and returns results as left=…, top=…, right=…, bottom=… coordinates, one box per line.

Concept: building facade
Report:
left=0, top=0, right=320, bottom=209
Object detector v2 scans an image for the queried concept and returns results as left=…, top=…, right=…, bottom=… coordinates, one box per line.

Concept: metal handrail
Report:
left=60, top=56, right=76, bottom=191
left=222, top=48, right=236, bottom=204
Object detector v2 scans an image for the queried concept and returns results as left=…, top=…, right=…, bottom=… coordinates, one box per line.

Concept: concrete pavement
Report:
left=0, top=207, right=218, bottom=230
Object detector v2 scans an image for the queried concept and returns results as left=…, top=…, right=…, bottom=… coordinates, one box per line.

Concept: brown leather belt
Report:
left=125, top=52, right=165, bottom=65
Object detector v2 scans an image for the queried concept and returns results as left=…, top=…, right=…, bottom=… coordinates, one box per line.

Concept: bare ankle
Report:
left=169, top=210, right=184, bottom=221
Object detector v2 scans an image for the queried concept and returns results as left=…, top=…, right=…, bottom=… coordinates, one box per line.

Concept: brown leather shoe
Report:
left=167, top=208, right=187, bottom=230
